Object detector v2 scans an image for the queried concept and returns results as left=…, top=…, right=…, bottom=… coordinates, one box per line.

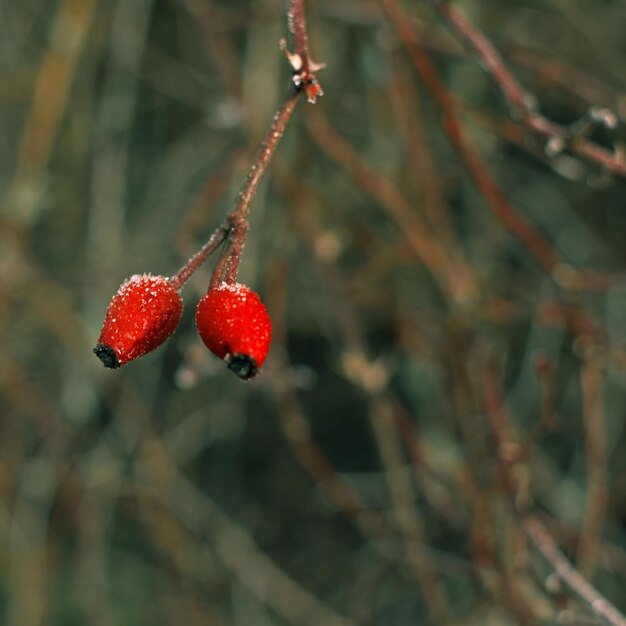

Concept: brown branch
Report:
left=283, top=0, right=325, bottom=103
left=171, top=0, right=323, bottom=290
left=379, top=0, right=563, bottom=277
left=577, top=356, right=609, bottom=579
left=170, top=90, right=298, bottom=292
left=307, top=109, right=472, bottom=305
left=480, top=347, right=621, bottom=625
left=223, top=90, right=300, bottom=283
left=432, top=1, right=626, bottom=178
left=169, top=224, right=229, bottom=291
left=288, top=0, right=310, bottom=73
left=211, top=0, right=323, bottom=284
left=387, top=54, right=478, bottom=299
left=524, top=516, right=626, bottom=626
left=508, top=44, right=625, bottom=114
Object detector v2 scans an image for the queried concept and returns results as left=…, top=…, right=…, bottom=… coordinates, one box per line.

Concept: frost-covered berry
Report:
left=94, top=274, right=183, bottom=368
left=195, top=282, right=271, bottom=380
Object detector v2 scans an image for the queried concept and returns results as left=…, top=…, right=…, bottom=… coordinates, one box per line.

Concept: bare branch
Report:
left=524, top=516, right=626, bottom=626
left=223, top=91, right=300, bottom=283
left=432, top=1, right=626, bottom=178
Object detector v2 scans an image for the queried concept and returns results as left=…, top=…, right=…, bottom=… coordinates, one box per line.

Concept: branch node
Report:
left=280, top=38, right=325, bottom=104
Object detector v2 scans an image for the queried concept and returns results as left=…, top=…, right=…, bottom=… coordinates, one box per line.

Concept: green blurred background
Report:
left=1, top=0, right=626, bottom=624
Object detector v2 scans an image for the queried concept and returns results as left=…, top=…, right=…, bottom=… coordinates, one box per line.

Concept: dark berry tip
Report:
left=227, top=354, right=259, bottom=380
left=94, top=343, right=120, bottom=369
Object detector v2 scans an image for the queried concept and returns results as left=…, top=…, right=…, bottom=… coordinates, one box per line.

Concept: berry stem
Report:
left=222, top=90, right=300, bottom=283
left=209, top=236, right=232, bottom=290
left=169, top=224, right=229, bottom=291
left=171, top=0, right=322, bottom=290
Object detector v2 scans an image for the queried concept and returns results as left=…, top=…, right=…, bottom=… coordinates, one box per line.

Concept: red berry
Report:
left=94, top=274, right=183, bottom=368
left=195, top=282, right=271, bottom=380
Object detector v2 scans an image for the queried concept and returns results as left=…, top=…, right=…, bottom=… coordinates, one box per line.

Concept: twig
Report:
left=170, top=0, right=324, bottom=291
left=223, top=91, right=301, bottom=283
left=284, top=0, right=325, bottom=103
left=307, top=109, right=470, bottom=305
left=169, top=224, right=229, bottom=291
left=169, top=89, right=300, bottom=292
left=379, top=0, right=563, bottom=277
left=577, top=357, right=609, bottom=579
left=288, top=0, right=310, bottom=73
left=387, top=55, right=478, bottom=300
left=508, top=44, right=625, bottom=115
left=432, top=1, right=626, bottom=178
left=524, top=516, right=626, bottom=626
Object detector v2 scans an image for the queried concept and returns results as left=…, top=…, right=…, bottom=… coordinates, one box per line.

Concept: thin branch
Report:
left=208, top=234, right=232, bottom=291
left=577, top=361, right=609, bottom=579
left=223, top=90, right=300, bottom=283
left=288, top=0, right=310, bottom=73
left=169, top=224, right=229, bottom=291
left=307, top=109, right=471, bottom=304
left=167, top=84, right=299, bottom=293
left=524, top=516, right=626, bottom=626
left=283, top=0, right=325, bottom=103
left=379, top=0, right=563, bottom=278
left=170, top=0, right=324, bottom=290
left=387, top=54, right=478, bottom=299
left=432, top=1, right=626, bottom=178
